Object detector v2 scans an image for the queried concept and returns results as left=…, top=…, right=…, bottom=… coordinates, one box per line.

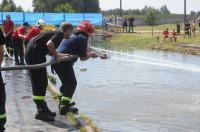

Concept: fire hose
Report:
left=0, top=53, right=108, bottom=71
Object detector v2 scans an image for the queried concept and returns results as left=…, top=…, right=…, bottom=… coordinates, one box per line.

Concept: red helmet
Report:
left=77, top=20, right=94, bottom=35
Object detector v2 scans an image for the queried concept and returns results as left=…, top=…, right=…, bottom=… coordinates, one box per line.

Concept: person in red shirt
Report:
left=24, top=19, right=45, bottom=46
left=163, top=28, right=169, bottom=41
left=2, top=15, right=14, bottom=57
left=172, top=29, right=177, bottom=42
left=12, top=22, right=29, bottom=65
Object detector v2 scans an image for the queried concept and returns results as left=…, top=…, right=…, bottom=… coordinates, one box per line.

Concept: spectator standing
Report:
left=192, top=19, right=196, bottom=26
left=198, top=17, right=200, bottom=27
left=110, top=16, right=115, bottom=32
left=184, top=21, right=191, bottom=38
left=123, top=17, right=128, bottom=33
left=191, top=19, right=196, bottom=38
left=128, top=17, right=135, bottom=33
left=2, top=15, right=14, bottom=57
left=103, top=17, right=108, bottom=31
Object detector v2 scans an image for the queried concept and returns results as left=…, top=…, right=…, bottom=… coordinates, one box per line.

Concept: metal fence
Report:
left=0, top=12, right=102, bottom=26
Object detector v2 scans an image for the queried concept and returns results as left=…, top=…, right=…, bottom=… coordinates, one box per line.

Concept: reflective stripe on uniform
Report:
left=9, top=48, right=14, bottom=51
left=32, top=96, right=45, bottom=100
left=61, top=96, right=72, bottom=102
left=0, top=114, right=6, bottom=119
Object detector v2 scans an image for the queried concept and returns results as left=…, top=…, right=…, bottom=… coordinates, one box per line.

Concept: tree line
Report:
left=0, top=0, right=100, bottom=13
left=0, top=0, right=23, bottom=12
left=102, top=5, right=172, bottom=17
left=32, top=0, right=100, bottom=13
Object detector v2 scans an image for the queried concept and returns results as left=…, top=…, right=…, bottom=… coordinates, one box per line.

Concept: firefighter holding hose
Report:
left=52, top=20, right=107, bottom=115
left=25, top=22, right=73, bottom=122
left=0, top=27, right=6, bottom=132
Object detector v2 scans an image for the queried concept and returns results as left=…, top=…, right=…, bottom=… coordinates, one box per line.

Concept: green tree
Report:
left=102, top=5, right=173, bottom=17
left=160, top=5, right=171, bottom=15
left=0, top=0, right=8, bottom=11
left=190, top=11, right=196, bottom=16
left=7, top=0, right=16, bottom=12
left=0, top=0, right=24, bottom=12
left=54, top=3, right=75, bottom=13
left=32, top=0, right=100, bottom=13
left=145, top=10, right=157, bottom=36
left=33, top=0, right=50, bottom=12
left=16, top=6, right=23, bottom=12
left=1, top=0, right=8, bottom=7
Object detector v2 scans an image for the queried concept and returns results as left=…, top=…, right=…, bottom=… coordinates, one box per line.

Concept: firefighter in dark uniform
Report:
left=0, top=28, right=6, bottom=132
left=52, top=20, right=106, bottom=115
left=25, top=22, right=73, bottom=122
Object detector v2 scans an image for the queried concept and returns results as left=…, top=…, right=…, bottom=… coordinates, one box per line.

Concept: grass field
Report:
left=101, top=24, right=200, bottom=55
left=103, top=33, right=158, bottom=49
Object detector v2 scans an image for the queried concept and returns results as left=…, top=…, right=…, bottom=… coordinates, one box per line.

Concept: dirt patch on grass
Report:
left=151, top=43, right=200, bottom=56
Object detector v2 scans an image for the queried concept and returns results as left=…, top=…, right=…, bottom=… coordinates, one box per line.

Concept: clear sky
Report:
left=0, top=0, right=199, bottom=14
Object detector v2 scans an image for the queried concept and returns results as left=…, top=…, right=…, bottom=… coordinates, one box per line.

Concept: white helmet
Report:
left=36, top=19, right=45, bottom=26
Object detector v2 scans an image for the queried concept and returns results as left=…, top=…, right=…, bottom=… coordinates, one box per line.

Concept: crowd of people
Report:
left=2, top=15, right=45, bottom=65
left=104, top=16, right=135, bottom=33
left=0, top=15, right=107, bottom=131
left=162, top=18, right=200, bottom=42
left=184, top=19, right=198, bottom=38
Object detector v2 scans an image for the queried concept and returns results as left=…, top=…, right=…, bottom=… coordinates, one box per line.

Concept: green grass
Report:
left=103, top=32, right=158, bottom=50
left=47, top=80, right=100, bottom=132
left=100, top=30, right=200, bottom=55
left=80, top=113, right=101, bottom=132
left=47, top=74, right=57, bottom=84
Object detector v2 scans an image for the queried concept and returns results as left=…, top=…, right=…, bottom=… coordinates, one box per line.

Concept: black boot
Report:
left=35, top=111, right=55, bottom=122
left=0, top=126, right=5, bottom=132
left=19, top=56, right=25, bottom=65
left=15, top=60, right=20, bottom=65
left=43, top=101, right=56, bottom=117
left=19, top=61, right=25, bottom=65
left=59, top=101, right=78, bottom=115
left=35, top=101, right=55, bottom=122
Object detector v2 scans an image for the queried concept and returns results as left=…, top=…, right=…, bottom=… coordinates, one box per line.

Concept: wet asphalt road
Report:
left=2, top=59, right=77, bottom=132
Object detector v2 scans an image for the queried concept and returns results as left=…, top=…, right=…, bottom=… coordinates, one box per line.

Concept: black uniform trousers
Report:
left=52, top=62, right=77, bottom=99
left=25, top=45, right=48, bottom=103
left=13, top=38, right=24, bottom=62
left=0, top=72, right=6, bottom=131
left=5, top=34, right=13, bottom=54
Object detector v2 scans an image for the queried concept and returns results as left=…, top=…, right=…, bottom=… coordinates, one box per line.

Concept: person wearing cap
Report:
left=24, top=20, right=45, bottom=46
left=12, top=22, right=29, bottom=65
left=0, top=28, right=6, bottom=132
left=52, top=20, right=106, bottom=115
left=25, top=22, right=73, bottom=122
left=2, top=15, right=14, bottom=57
